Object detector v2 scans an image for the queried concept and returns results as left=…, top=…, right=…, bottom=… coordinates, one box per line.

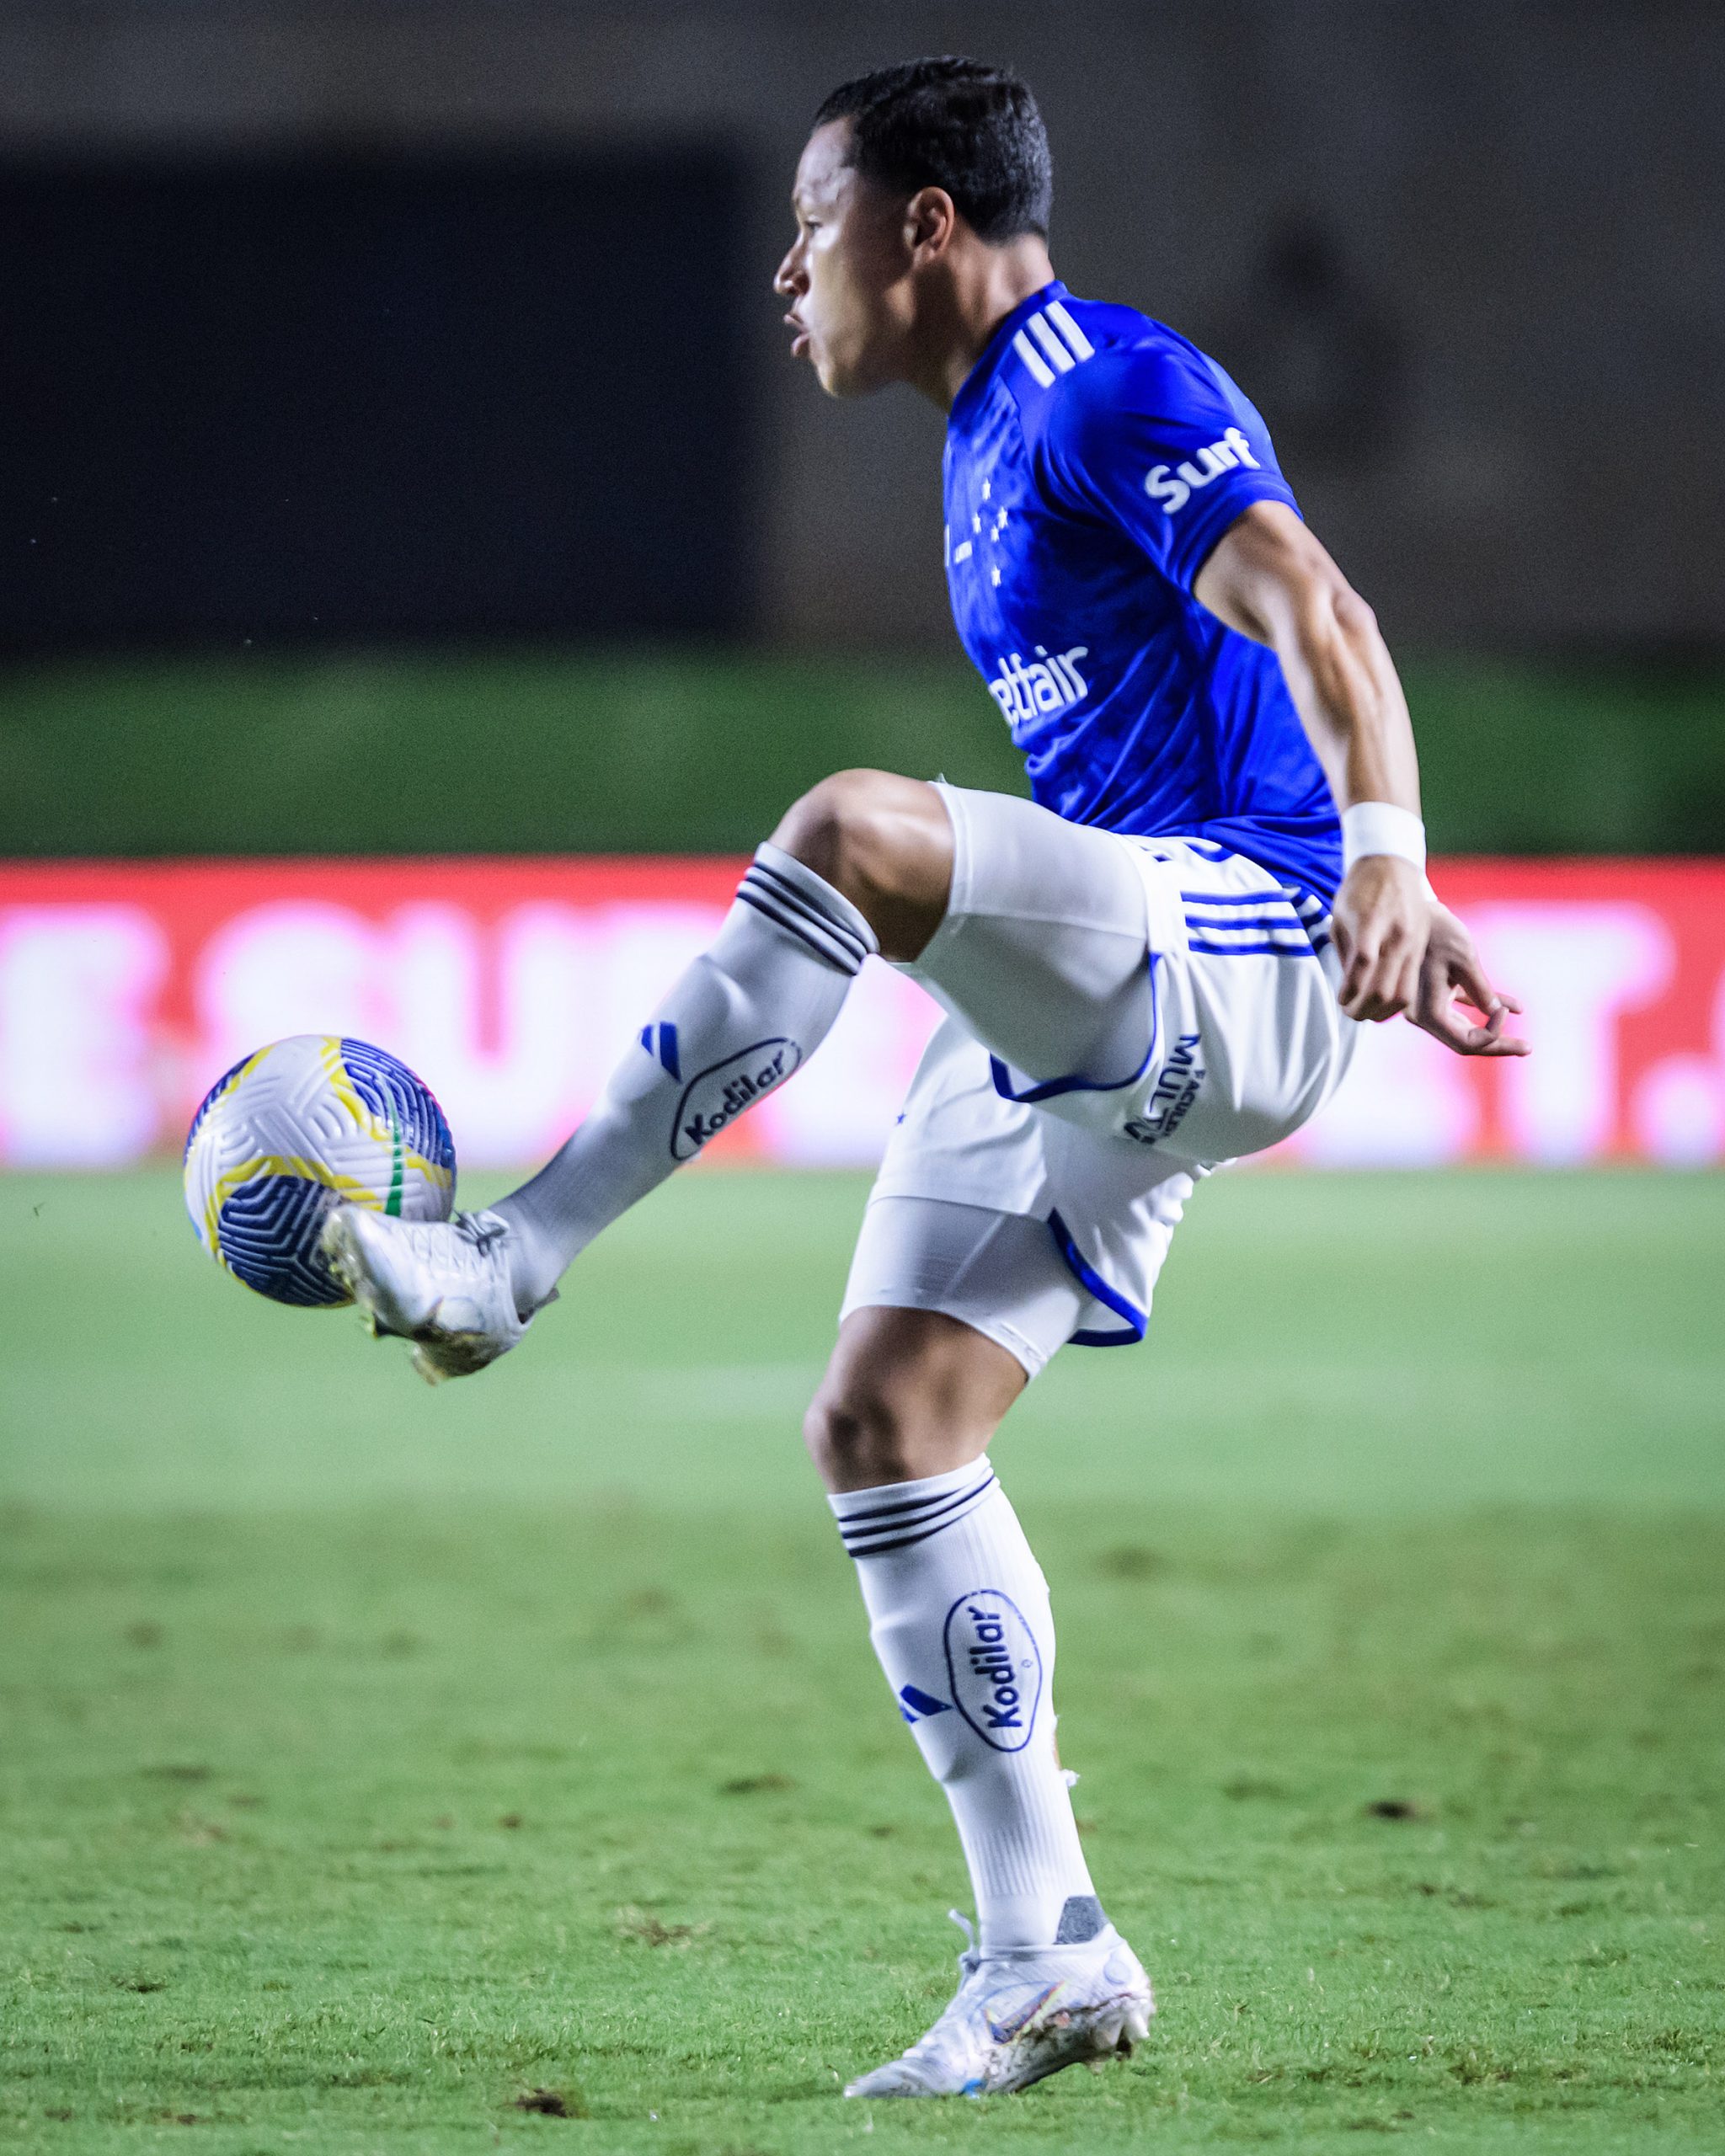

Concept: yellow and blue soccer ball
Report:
left=184, top=1035, right=456, bottom=1306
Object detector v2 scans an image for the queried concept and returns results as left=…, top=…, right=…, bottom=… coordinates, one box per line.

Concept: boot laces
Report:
left=453, top=1211, right=508, bottom=1257
left=947, top=1908, right=981, bottom=1980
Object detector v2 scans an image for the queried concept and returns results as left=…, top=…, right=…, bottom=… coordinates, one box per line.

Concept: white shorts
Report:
left=839, top=784, right=1357, bottom=1374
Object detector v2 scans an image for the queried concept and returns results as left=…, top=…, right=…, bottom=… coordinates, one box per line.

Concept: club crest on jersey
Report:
left=671, top=1038, right=799, bottom=1160
left=987, top=645, right=1090, bottom=726
left=1124, top=1032, right=1204, bottom=1145
left=1144, top=426, right=1260, bottom=516
left=943, top=1589, right=1043, bottom=1752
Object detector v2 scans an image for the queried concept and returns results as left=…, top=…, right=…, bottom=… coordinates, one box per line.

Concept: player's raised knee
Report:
left=772, top=769, right=939, bottom=891
left=772, top=771, right=953, bottom=960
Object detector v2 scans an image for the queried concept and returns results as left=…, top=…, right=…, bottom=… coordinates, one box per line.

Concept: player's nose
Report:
left=773, top=245, right=804, bottom=298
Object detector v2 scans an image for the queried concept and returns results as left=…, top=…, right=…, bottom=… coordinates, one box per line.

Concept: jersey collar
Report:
left=949, top=280, right=1070, bottom=430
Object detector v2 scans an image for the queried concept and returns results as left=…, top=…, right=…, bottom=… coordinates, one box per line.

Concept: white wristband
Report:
left=1342, top=802, right=1426, bottom=875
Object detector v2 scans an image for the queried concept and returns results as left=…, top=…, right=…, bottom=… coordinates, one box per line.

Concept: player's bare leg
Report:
left=809, top=1305, right=1152, bottom=2096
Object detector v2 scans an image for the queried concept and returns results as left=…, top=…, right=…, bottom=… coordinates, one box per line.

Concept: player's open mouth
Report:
left=785, top=314, right=810, bottom=358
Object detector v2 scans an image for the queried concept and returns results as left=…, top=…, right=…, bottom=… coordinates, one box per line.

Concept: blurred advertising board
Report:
left=0, top=857, right=1721, bottom=1171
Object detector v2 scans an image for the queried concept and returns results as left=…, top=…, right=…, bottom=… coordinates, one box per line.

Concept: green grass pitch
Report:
left=3, top=1166, right=1721, bottom=2154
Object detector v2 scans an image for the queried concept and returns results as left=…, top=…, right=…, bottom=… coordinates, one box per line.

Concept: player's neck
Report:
left=911, top=237, right=1058, bottom=411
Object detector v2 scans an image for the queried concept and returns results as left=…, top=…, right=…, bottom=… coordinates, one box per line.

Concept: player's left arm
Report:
left=1194, top=501, right=1527, bottom=1056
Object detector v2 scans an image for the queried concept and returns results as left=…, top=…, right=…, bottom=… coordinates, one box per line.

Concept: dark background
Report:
left=0, top=150, right=748, bottom=644
left=0, top=0, right=1721, bottom=851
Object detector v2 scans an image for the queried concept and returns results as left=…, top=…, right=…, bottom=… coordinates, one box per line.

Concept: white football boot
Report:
left=318, top=1205, right=541, bottom=1385
left=844, top=1913, right=1153, bottom=2100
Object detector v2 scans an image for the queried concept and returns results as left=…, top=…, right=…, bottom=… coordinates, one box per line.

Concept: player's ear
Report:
left=904, top=185, right=958, bottom=264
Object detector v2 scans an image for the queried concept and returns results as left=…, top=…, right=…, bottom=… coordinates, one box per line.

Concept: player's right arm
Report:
left=1034, top=344, right=1524, bottom=1058
left=1194, top=502, right=1525, bottom=1057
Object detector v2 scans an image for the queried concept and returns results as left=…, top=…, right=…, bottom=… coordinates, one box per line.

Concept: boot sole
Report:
left=844, top=1990, right=1153, bottom=2099
left=988, top=1992, right=1154, bottom=2095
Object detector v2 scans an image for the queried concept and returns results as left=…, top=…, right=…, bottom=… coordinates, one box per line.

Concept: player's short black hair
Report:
left=813, top=56, right=1052, bottom=244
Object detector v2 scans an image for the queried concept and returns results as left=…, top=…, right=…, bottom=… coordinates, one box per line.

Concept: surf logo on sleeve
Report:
left=1144, top=426, right=1262, bottom=515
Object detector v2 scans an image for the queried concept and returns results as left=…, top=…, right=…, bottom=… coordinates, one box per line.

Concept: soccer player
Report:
left=323, top=58, right=1528, bottom=2099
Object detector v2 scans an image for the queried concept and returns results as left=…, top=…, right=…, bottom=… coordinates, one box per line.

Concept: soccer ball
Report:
left=184, top=1035, right=456, bottom=1306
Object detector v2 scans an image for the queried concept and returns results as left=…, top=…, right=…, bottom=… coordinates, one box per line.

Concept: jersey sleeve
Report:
left=1037, top=343, right=1300, bottom=593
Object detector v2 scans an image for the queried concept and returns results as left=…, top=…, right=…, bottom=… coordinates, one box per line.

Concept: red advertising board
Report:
left=0, top=857, right=1720, bottom=1169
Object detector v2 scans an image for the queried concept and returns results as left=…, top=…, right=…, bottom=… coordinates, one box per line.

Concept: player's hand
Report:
left=1407, top=900, right=1530, bottom=1059
left=1330, top=855, right=1429, bottom=1022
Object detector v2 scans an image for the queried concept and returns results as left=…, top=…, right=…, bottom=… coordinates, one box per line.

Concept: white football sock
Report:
left=830, top=1458, right=1103, bottom=1954
left=495, top=844, right=875, bottom=1310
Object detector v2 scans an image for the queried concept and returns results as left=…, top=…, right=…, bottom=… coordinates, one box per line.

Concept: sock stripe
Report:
left=749, top=854, right=876, bottom=950
left=843, top=1511, right=996, bottom=1559
left=733, top=879, right=862, bottom=974
left=836, top=1471, right=997, bottom=1557
left=740, top=867, right=871, bottom=970
left=837, top=1468, right=996, bottom=1528
left=739, top=862, right=873, bottom=974
left=735, top=883, right=868, bottom=975
left=748, top=858, right=873, bottom=948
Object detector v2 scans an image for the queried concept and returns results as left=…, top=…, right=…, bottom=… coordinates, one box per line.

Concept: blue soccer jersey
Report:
left=943, top=280, right=1343, bottom=905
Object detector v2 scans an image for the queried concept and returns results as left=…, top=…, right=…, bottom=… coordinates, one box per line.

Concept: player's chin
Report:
left=814, top=356, right=863, bottom=398
left=814, top=345, right=886, bottom=400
